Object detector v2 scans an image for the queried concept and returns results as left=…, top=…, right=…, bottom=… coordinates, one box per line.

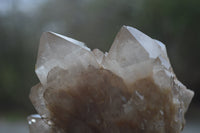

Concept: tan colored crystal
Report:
left=29, top=26, right=194, bottom=133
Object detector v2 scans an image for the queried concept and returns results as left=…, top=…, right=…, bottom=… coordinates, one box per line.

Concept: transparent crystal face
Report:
left=29, top=26, right=194, bottom=133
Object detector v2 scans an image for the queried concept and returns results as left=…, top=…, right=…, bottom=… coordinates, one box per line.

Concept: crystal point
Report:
left=35, top=32, right=99, bottom=86
left=29, top=26, right=194, bottom=133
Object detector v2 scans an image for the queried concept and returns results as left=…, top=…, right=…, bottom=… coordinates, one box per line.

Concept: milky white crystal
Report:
left=28, top=26, right=194, bottom=133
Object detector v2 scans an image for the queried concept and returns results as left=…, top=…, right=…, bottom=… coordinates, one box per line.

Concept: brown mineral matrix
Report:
left=28, top=26, right=194, bottom=133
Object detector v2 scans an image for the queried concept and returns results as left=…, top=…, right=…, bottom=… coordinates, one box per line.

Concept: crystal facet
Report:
left=29, top=26, right=194, bottom=133
left=27, top=114, right=55, bottom=133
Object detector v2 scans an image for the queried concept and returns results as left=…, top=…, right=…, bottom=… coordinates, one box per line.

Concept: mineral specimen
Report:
left=28, top=26, right=194, bottom=133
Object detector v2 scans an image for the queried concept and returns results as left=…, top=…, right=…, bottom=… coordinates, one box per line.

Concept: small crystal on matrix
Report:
left=28, top=26, right=194, bottom=133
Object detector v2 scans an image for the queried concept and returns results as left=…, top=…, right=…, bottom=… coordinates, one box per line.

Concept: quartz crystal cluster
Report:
left=28, top=26, right=194, bottom=133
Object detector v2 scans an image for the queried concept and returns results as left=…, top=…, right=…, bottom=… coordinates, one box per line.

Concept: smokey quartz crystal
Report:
left=28, top=26, right=194, bottom=133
